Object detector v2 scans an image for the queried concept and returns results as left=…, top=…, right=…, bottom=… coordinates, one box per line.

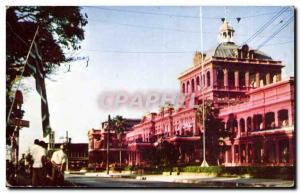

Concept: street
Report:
left=65, top=175, right=201, bottom=188
left=64, top=174, right=294, bottom=188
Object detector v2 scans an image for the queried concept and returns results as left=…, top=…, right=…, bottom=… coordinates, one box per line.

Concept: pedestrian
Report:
left=38, top=140, right=53, bottom=186
left=51, top=144, right=67, bottom=186
left=28, top=139, right=46, bottom=186
left=19, top=154, right=27, bottom=177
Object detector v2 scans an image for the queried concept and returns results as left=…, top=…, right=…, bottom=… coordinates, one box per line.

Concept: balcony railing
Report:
left=212, top=85, right=254, bottom=91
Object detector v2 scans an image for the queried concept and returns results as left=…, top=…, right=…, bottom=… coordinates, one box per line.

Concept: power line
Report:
left=80, top=50, right=194, bottom=54
left=89, top=18, right=201, bottom=34
left=85, top=6, right=285, bottom=20
left=75, top=38, right=293, bottom=55
left=89, top=18, right=293, bottom=39
left=243, top=7, right=289, bottom=44
left=261, top=40, right=293, bottom=47
left=256, top=15, right=294, bottom=50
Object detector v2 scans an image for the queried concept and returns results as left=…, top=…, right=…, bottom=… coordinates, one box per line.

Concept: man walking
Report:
left=51, top=144, right=67, bottom=186
left=28, top=139, right=46, bottom=186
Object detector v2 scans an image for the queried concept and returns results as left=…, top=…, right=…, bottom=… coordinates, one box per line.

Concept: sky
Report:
left=18, top=6, right=294, bottom=155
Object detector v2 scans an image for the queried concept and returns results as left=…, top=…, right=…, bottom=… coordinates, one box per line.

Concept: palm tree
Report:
left=112, top=115, right=125, bottom=166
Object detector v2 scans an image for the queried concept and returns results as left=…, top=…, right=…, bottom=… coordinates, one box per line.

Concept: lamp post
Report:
left=65, top=131, right=69, bottom=171
left=106, top=115, right=111, bottom=175
left=200, top=6, right=209, bottom=167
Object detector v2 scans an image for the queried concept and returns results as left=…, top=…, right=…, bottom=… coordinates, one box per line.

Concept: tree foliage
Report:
left=6, top=6, right=88, bottom=143
left=196, top=100, right=231, bottom=165
left=111, top=115, right=125, bottom=140
left=6, top=6, right=88, bottom=93
left=156, top=140, right=180, bottom=169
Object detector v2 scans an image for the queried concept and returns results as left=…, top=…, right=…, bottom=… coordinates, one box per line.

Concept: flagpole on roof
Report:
left=200, top=6, right=209, bottom=167
left=7, top=26, right=40, bottom=124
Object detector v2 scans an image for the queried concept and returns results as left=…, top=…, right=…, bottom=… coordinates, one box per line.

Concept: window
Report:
left=217, top=69, right=224, bottom=87
left=278, top=109, right=289, bottom=127
left=247, top=117, right=252, bottom=132
left=191, top=79, right=195, bottom=92
left=206, top=71, right=211, bottom=87
left=182, top=83, right=185, bottom=93
left=265, top=112, right=275, bottom=129
left=240, top=118, right=245, bottom=133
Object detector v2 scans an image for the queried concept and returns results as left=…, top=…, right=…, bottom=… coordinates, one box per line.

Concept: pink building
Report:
left=124, top=20, right=294, bottom=167
left=88, top=118, right=140, bottom=169
left=88, top=20, right=294, bottom=168
left=219, top=78, right=294, bottom=166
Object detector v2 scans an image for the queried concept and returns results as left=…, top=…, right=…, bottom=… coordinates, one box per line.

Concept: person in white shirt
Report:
left=28, top=139, right=46, bottom=186
left=51, top=144, right=67, bottom=186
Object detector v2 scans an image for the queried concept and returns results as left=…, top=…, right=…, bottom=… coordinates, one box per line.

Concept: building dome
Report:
left=218, top=20, right=235, bottom=44
left=205, top=42, right=272, bottom=60
left=219, top=20, right=234, bottom=32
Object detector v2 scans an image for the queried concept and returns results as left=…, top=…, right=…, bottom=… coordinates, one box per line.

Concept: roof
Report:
left=205, top=42, right=272, bottom=60
left=219, top=21, right=234, bottom=32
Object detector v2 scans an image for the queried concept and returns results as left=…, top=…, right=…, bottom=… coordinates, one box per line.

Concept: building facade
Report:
left=124, top=20, right=294, bottom=167
left=50, top=143, right=89, bottom=170
left=88, top=20, right=294, bottom=168
left=88, top=118, right=140, bottom=169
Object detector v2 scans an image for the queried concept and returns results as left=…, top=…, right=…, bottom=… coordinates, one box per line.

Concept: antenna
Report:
left=224, top=6, right=229, bottom=21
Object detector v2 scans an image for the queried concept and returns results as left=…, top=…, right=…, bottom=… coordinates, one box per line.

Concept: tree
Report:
left=6, top=6, right=88, bottom=92
left=156, top=140, right=180, bottom=174
left=196, top=100, right=231, bottom=165
left=6, top=6, right=88, bottom=142
left=111, top=115, right=125, bottom=166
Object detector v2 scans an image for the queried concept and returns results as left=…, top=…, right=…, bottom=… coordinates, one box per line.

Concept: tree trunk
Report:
left=119, top=146, right=122, bottom=166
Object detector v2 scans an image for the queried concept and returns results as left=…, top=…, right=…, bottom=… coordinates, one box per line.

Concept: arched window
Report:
left=253, top=114, right=263, bottom=131
left=278, top=109, right=289, bottom=127
left=196, top=76, right=200, bottom=91
left=228, top=71, right=235, bottom=88
left=191, top=79, right=195, bottom=92
left=240, top=118, right=245, bottom=133
left=227, top=113, right=238, bottom=137
left=265, top=112, right=275, bottom=129
left=182, top=83, right=185, bottom=93
left=217, top=69, right=224, bottom=87
left=239, top=72, right=245, bottom=87
left=247, top=117, right=252, bottom=132
left=207, top=71, right=211, bottom=87
left=186, top=81, right=190, bottom=93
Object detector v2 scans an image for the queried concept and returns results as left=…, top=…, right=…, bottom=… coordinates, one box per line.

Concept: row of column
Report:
left=223, top=69, right=281, bottom=88
left=182, top=68, right=282, bottom=94
left=231, top=108, right=294, bottom=137
left=128, top=151, right=138, bottom=166
left=224, top=138, right=294, bottom=166
left=182, top=69, right=214, bottom=93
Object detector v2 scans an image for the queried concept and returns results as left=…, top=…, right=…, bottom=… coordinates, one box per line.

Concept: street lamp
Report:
left=200, top=6, right=209, bottom=167
left=106, top=115, right=111, bottom=175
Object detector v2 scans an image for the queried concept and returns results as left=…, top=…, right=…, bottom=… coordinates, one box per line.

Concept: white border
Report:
left=1, top=0, right=299, bottom=193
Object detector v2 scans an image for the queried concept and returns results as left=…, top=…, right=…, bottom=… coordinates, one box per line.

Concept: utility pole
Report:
left=200, top=6, right=209, bottom=167
left=106, top=115, right=111, bottom=175
left=66, top=131, right=69, bottom=171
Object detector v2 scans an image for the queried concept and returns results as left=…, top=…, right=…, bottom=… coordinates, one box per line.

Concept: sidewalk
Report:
left=73, top=172, right=294, bottom=187
left=138, top=175, right=295, bottom=187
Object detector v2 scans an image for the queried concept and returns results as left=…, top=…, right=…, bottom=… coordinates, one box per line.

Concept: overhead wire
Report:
left=256, top=15, right=294, bottom=50
left=85, top=6, right=286, bottom=20
left=243, top=7, right=289, bottom=44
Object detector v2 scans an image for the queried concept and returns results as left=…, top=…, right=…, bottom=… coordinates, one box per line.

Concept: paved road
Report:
left=65, top=175, right=204, bottom=188
left=64, top=174, right=294, bottom=188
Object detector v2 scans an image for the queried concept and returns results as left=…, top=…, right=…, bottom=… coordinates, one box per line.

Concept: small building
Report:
left=51, top=143, right=88, bottom=170
left=88, top=118, right=140, bottom=169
